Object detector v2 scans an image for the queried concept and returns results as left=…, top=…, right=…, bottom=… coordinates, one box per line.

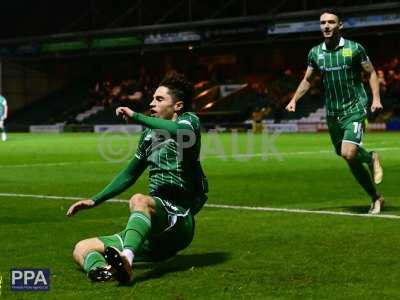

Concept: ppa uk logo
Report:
left=10, top=269, right=50, bottom=291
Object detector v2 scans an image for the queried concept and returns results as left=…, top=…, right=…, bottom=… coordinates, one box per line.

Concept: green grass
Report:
left=0, top=132, right=399, bottom=299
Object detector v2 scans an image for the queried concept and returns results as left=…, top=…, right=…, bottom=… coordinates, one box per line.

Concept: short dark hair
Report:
left=159, top=71, right=194, bottom=112
left=320, top=7, right=341, bottom=21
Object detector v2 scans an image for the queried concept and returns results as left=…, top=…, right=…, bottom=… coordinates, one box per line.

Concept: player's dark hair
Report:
left=159, top=71, right=194, bottom=112
left=320, top=7, right=342, bottom=22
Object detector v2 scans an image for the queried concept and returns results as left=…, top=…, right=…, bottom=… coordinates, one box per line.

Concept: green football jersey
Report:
left=135, top=112, right=208, bottom=210
left=308, top=37, right=369, bottom=116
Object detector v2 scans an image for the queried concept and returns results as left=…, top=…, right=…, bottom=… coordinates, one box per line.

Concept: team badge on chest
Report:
left=342, top=48, right=352, bottom=57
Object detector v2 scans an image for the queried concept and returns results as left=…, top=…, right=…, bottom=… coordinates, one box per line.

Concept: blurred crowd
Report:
left=250, top=56, right=400, bottom=121
left=89, top=56, right=400, bottom=121
left=89, top=66, right=161, bottom=113
left=90, top=79, right=147, bottom=112
left=248, top=68, right=322, bottom=122
left=376, top=57, right=400, bottom=103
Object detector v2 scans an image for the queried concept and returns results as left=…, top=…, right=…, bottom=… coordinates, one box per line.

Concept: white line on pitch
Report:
left=0, top=161, right=98, bottom=168
left=206, top=146, right=400, bottom=159
left=1, top=146, right=399, bottom=168
left=0, top=160, right=117, bottom=168
left=0, top=192, right=398, bottom=220
left=205, top=204, right=400, bottom=219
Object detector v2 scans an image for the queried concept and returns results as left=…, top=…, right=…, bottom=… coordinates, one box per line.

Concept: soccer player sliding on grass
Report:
left=67, top=73, right=208, bottom=285
left=286, top=8, right=384, bottom=214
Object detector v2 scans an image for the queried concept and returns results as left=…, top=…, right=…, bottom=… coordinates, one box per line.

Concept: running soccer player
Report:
left=0, top=95, right=7, bottom=142
left=286, top=8, right=384, bottom=214
left=67, top=73, right=208, bottom=284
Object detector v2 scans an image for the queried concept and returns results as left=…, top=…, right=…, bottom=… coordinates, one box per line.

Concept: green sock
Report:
left=83, top=251, right=107, bottom=273
left=123, top=211, right=151, bottom=253
left=347, top=161, right=376, bottom=197
left=356, top=147, right=373, bottom=164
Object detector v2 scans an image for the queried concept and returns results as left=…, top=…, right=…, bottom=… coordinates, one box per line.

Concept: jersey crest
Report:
left=342, top=48, right=352, bottom=57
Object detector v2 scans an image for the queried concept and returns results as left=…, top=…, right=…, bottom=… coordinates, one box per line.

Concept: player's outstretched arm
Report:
left=66, top=157, right=147, bottom=217
left=116, top=106, right=193, bottom=135
left=286, top=67, right=314, bottom=112
left=91, top=157, right=147, bottom=205
left=361, top=61, right=383, bottom=112
left=66, top=199, right=95, bottom=217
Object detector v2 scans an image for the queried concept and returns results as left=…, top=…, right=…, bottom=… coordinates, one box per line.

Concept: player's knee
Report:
left=73, top=241, right=86, bottom=261
left=73, top=240, right=92, bottom=262
left=341, top=150, right=357, bottom=161
left=129, top=193, right=152, bottom=211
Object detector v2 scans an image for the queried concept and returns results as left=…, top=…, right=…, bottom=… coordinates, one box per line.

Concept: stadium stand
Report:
left=2, top=1, right=400, bottom=131
left=8, top=83, right=92, bottom=129
left=6, top=56, right=400, bottom=129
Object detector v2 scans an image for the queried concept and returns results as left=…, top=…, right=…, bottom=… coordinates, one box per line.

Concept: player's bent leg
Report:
left=368, top=151, right=383, bottom=185
left=355, top=146, right=372, bottom=164
left=342, top=113, right=383, bottom=182
left=341, top=142, right=383, bottom=213
left=73, top=237, right=105, bottom=266
left=340, top=142, right=358, bottom=161
left=346, top=158, right=377, bottom=197
left=351, top=144, right=383, bottom=185
left=73, top=237, right=114, bottom=282
left=129, top=193, right=156, bottom=216
left=104, top=193, right=155, bottom=285
left=138, top=196, right=195, bottom=264
left=329, top=113, right=384, bottom=213
left=146, top=210, right=195, bottom=262
left=327, top=116, right=344, bottom=157
left=125, top=194, right=155, bottom=253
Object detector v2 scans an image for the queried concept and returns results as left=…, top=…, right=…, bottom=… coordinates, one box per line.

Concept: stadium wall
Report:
left=1, top=61, right=67, bottom=113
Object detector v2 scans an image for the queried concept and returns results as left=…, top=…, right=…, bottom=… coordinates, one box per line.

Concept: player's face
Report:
left=320, top=13, right=342, bottom=39
left=150, top=86, right=183, bottom=119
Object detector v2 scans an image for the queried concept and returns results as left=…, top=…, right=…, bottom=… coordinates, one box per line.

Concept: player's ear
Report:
left=174, top=100, right=184, bottom=112
left=338, top=20, right=343, bottom=30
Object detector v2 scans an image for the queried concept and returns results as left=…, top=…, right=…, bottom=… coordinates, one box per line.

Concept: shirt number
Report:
left=353, top=122, right=362, bottom=138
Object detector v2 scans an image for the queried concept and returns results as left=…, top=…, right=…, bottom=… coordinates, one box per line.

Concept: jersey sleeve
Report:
left=134, top=129, right=151, bottom=161
left=356, top=43, right=370, bottom=65
left=176, top=112, right=200, bottom=133
left=132, top=112, right=194, bottom=135
left=307, top=49, right=318, bottom=70
left=92, top=156, right=147, bottom=205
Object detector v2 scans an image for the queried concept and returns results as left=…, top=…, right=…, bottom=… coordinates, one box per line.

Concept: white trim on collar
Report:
left=322, top=37, right=345, bottom=51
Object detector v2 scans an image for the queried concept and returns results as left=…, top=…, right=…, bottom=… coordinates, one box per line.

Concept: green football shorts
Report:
left=327, top=111, right=367, bottom=155
left=98, top=196, right=195, bottom=262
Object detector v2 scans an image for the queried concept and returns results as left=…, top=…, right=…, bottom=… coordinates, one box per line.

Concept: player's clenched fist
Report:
left=116, top=107, right=134, bottom=118
left=285, top=100, right=296, bottom=112
left=371, top=100, right=383, bottom=113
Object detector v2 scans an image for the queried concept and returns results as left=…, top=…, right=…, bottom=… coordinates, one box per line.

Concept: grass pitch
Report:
left=0, top=132, right=399, bottom=299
